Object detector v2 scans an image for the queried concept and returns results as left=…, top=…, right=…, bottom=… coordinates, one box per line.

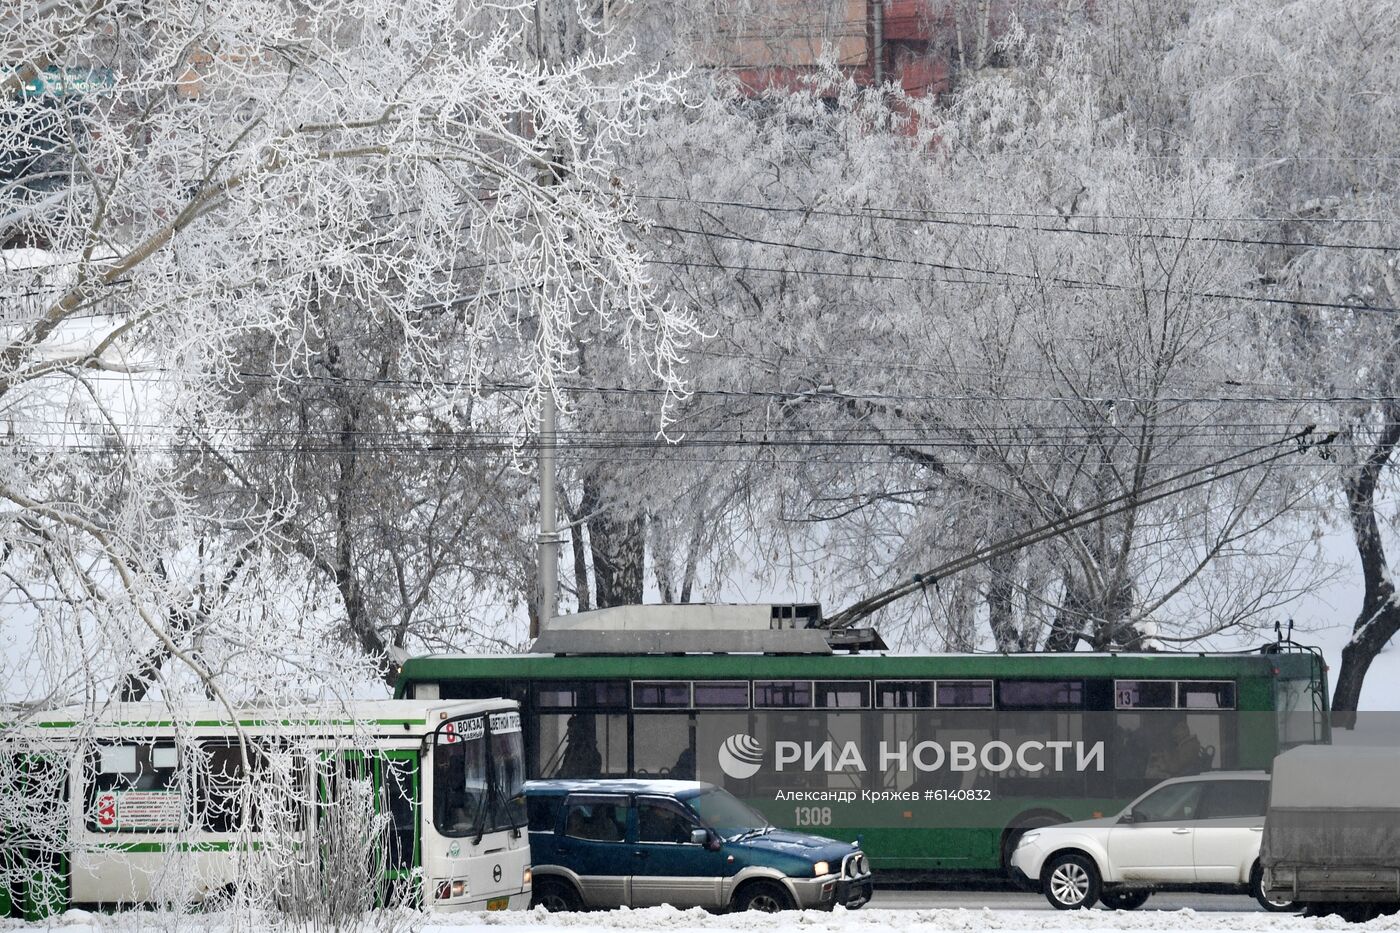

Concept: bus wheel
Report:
left=1042, top=854, right=1101, bottom=910
left=1002, top=815, right=1066, bottom=872
left=531, top=878, right=581, bottom=912
left=735, top=881, right=794, bottom=913
left=1100, top=889, right=1150, bottom=911
left=1249, top=864, right=1297, bottom=912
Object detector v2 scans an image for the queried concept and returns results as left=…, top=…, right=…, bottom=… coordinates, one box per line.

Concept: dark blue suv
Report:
left=525, top=780, right=872, bottom=912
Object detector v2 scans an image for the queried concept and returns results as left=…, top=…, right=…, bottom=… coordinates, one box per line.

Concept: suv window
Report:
left=527, top=794, right=562, bottom=832
left=637, top=796, right=700, bottom=844
left=563, top=797, right=627, bottom=842
left=1198, top=780, right=1268, bottom=819
left=1131, top=781, right=1204, bottom=822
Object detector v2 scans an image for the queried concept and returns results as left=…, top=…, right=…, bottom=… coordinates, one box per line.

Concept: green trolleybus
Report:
left=0, top=699, right=531, bottom=919
left=395, top=604, right=1329, bottom=878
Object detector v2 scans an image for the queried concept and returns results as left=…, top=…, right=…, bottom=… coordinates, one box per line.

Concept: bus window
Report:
left=383, top=758, right=417, bottom=872
left=995, top=712, right=1088, bottom=797
left=633, top=682, right=690, bottom=708
left=86, top=741, right=186, bottom=833
left=998, top=681, right=1084, bottom=709
left=875, top=681, right=934, bottom=709
left=1179, top=682, right=1235, bottom=709
left=537, top=713, right=626, bottom=778
left=486, top=719, right=526, bottom=831
left=633, top=714, right=694, bottom=778
left=1139, top=713, right=1227, bottom=779
left=814, top=682, right=870, bottom=709
left=534, top=681, right=626, bottom=708
left=433, top=716, right=488, bottom=837
left=693, top=682, right=749, bottom=708
left=936, top=681, right=993, bottom=708
left=754, top=681, right=812, bottom=708
left=1115, top=680, right=1176, bottom=709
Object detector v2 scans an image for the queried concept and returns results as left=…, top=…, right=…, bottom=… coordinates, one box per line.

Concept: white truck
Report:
left=1262, top=745, right=1400, bottom=922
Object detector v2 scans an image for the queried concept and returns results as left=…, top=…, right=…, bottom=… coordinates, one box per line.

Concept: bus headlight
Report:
left=523, top=868, right=533, bottom=886
left=435, top=879, right=467, bottom=900
left=813, top=861, right=830, bottom=877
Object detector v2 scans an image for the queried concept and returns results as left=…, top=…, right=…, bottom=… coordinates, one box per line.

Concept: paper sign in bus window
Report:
left=92, top=791, right=185, bottom=830
left=99, top=746, right=137, bottom=774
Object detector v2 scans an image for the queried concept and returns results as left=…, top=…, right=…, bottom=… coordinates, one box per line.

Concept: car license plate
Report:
left=487, top=897, right=510, bottom=911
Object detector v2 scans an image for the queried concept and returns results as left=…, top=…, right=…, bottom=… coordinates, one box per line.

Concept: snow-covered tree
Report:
left=0, top=0, right=692, bottom=702
left=1138, top=0, right=1400, bottom=710
left=604, top=46, right=1329, bottom=651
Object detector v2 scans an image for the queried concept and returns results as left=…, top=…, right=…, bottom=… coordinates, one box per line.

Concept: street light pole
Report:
left=536, top=388, right=559, bottom=634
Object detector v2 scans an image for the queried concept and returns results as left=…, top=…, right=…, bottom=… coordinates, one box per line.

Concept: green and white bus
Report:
left=394, top=604, right=1329, bottom=878
left=1, top=699, right=531, bottom=919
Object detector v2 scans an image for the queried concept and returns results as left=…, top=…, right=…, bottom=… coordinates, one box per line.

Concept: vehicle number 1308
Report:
left=793, top=806, right=832, bottom=826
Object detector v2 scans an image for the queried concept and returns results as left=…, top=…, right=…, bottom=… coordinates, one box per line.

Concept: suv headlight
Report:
left=1017, top=831, right=1041, bottom=849
left=812, top=860, right=830, bottom=877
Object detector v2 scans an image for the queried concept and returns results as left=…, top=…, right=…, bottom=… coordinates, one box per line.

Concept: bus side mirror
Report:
left=690, top=828, right=708, bottom=845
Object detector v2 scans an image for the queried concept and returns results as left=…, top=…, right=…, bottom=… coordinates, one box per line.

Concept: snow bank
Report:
left=9, top=906, right=1398, bottom=933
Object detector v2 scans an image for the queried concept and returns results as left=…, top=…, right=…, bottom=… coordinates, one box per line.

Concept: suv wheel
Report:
left=1100, top=889, right=1150, bottom=911
left=1250, top=863, right=1298, bottom=913
left=1042, top=854, right=1101, bottom=910
left=531, top=878, right=581, bottom=912
left=735, top=881, right=794, bottom=913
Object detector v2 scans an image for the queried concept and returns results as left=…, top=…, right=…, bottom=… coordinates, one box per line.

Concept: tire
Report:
left=1041, top=853, right=1101, bottom=910
left=1249, top=863, right=1298, bottom=913
left=531, top=877, right=582, bottom=912
left=734, top=880, right=795, bottom=913
left=1100, top=889, right=1151, bottom=911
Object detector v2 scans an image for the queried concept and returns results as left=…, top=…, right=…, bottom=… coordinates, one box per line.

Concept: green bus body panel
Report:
left=394, top=648, right=1327, bottom=873
left=397, top=650, right=1318, bottom=697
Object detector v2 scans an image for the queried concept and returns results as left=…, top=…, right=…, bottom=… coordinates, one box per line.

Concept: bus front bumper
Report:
left=434, top=888, right=531, bottom=912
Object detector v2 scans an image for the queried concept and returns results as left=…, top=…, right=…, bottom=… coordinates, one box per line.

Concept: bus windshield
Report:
left=689, top=787, right=771, bottom=839
left=486, top=726, right=526, bottom=832
left=433, top=716, right=488, bottom=837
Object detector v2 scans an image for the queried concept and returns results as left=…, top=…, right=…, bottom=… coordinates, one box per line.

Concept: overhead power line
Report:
left=638, top=193, right=1400, bottom=253
left=823, top=426, right=1335, bottom=629
left=652, top=221, right=1400, bottom=316
left=43, top=364, right=1400, bottom=406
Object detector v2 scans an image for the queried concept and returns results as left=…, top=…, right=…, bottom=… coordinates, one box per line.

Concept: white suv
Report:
left=1010, top=772, right=1294, bottom=912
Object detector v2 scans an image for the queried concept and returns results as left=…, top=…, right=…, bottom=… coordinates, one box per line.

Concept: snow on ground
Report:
left=8, top=906, right=1400, bottom=933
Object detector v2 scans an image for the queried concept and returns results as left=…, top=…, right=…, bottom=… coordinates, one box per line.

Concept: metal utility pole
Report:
left=870, top=0, right=885, bottom=84
left=536, top=390, right=560, bottom=633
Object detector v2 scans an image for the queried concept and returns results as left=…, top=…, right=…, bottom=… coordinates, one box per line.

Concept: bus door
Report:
left=377, top=752, right=420, bottom=907
left=2, top=752, right=69, bottom=920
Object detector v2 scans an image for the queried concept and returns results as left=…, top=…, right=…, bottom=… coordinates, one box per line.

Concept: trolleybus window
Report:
left=693, top=681, right=749, bottom=708
left=754, top=681, right=812, bottom=708
left=875, top=680, right=935, bottom=709
left=998, top=680, right=1084, bottom=708
left=936, top=681, right=994, bottom=708
left=1115, top=680, right=1177, bottom=709
left=633, top=713, right=695, bottom=778
left=814, top=681, right=870, bottom=709
left=534, top=681, right=627, bottom=708
left=633, top=682, right=690, bottom=708
left=1180, top=681, right=1235, bottom=709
